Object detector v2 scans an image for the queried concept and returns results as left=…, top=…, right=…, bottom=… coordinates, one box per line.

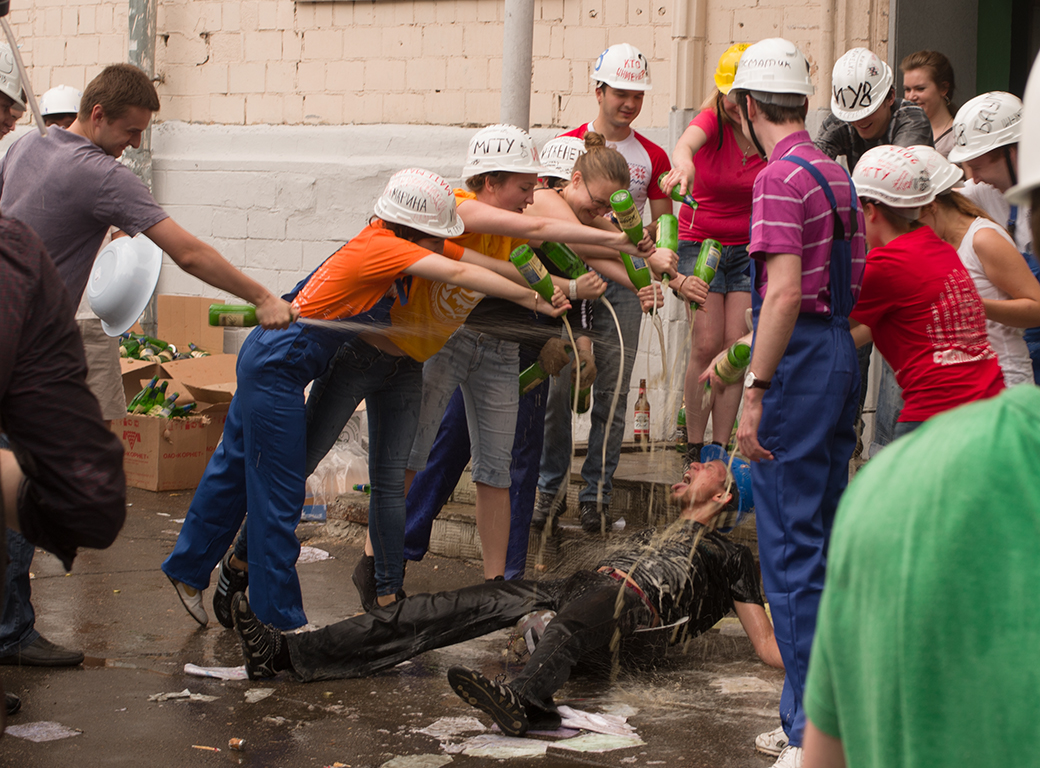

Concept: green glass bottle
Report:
left=657, top=172, right=699, bottom=210
left=690, top=239, right=723, bottom=310
left=714, top=341, right=752, bottom=384
left=609, top=189, right=644, bottom=245
left=519, top=359, right=552, bottom=396
left=540, top=242, right=587, bottom=279
left=509, top=245, right=556, bottom=303
left=675, top=404, right=687, bottom=455
left=656, top=214, right=679, bottom=252
left=209, top=304, right=258, bottom=327
left=170, top=402, right=197, bottom=418
left=127, top=376, right=159, bottom=413
left=352, top=483, right=372, bottom=495
left=622, top=252, right=652, bottom=290
left=188, top=343, right=210, bottom=359
left=132, top=381, right=165, bottom=414
left=149, top=392, right=180, bottom=418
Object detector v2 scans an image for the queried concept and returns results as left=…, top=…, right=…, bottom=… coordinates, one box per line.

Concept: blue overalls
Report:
left=162, top=269, right=397, bottom=630
left=751, top=156, right=860, bottom=747
left=1008, top=205, right=1040, bottom=383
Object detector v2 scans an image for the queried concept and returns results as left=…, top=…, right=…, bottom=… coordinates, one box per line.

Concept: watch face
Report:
left=744, top=370, right=755, bottom=389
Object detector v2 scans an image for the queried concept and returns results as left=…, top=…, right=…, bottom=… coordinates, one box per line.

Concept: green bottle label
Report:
left=518, top=360, right=550, bottom=396
left=509, top=245, right=555, bottom=303
left=209, top=304, right=258, bottom=327
left=656, top=214, right=679, bottom=252
left=623, top=254, right=651, bottom=289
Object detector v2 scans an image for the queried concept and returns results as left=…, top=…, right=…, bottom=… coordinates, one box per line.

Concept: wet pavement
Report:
left=2, top=487, right=782, bottom=767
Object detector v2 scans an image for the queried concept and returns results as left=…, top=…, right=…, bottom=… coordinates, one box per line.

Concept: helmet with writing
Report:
left=948, top=91, right=1023, bottom=164
left=852, top=145, right=935, bottom=212
left=830, top=48, right=894, bottom=122
left=729, top=38, right=814, bottom=107
left=591, top=43, right=652, bottom=91
left=539, top=136, right=587, bottom=180
left=714, top=43, right=752, bottom=95
left=1008, top=62, right=1040, bottom=205
left=460, top=124, right=547, bottom=180
left=0, top=43, right=25, bottom=110
left=39, top=84, right=82, bottom=117
left=373, top=168, right=465, bottom=238
left=907, top=145, right=963, bottom=195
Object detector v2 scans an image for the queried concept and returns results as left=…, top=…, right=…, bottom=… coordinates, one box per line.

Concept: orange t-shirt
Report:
left=292, top=222, right=462, bottom=320
left=386, top=189, right=528, bottom=361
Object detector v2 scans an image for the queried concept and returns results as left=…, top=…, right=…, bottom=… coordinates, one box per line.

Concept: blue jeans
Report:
left=403, top=346, right=549, bottom=579
left=409, top=327, right=520, bottom=488
left=677, top=240, right=752, bottom=293
left=869, top=359, right=904, bottom=457
left=233, top=338, right=422, bottom=598
left=538, top=281, right=641, bottom=506
left=0, top=531, right=38, bottom=655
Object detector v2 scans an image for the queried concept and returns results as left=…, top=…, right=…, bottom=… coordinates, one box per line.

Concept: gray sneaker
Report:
left=579, top=501, right=611, bottom=534
left=530, top=491, right=566, bottom=532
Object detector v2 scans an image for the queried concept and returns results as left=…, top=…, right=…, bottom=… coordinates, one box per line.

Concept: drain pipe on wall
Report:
left=500, top=0, right=535, bottom=131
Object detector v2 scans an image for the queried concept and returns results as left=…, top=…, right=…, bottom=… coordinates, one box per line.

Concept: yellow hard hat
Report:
left=714, top=43, right=752, bottom=94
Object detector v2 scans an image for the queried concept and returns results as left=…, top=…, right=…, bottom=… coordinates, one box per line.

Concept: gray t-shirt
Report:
left=0, top=127, right=169, bottom=299
left=814, top=99, right=933, bottom=171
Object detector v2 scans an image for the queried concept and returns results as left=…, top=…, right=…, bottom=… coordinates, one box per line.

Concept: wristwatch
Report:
left=744, top=370, right=771, bottom=390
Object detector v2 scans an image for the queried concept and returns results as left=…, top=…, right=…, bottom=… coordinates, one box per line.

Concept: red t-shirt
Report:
left=850, top=226, right=1004, bottom=422
left=679, top=108, right=765, bottom=245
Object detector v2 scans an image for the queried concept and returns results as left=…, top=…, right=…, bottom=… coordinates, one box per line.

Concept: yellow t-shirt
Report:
left=386, top=189, right=528, bottom=362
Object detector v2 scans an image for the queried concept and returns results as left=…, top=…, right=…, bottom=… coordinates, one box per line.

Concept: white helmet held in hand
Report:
left=1008, top=60, right=1040, bottom=205
left=591, top=43, right=652, bottom=91
left=0, top=43, right=25, bottom=110
left=460, top=124, right=547, bottom=180
left=830, top=48, right=894, bottom=122
left=908, top=145, right=963, bottom=195
left=729, top=38, right=814, bottom=107
left=40, top=84, right=82, bottom=116
left=539, top=136, right=587, bottom=181
left=373, top=168, right=465, bottom=238
left=948, top=91, right=1023, bottom=164
left=853, top=145, right=935, bottom=213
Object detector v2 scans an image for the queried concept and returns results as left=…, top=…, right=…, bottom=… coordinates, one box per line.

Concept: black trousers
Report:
left=288, top=571, right=650, bottom=711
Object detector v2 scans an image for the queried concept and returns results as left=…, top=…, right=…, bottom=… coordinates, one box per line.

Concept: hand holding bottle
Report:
left=660, top=165, right=695, bottom=198
left=575, top=270, right=607, bottom=301
left=538, top=338, right=572, bottom=376
left=637, top=283, right=665, bottom=313
left=255, top=294, right=297, bottom=329
left=572, top=348, right=597, bottom=389
left=648, top=247, right=679, bottom=280
left=671, top=274, right=710, bottom=307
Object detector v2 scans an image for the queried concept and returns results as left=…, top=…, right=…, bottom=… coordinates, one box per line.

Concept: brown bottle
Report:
left=634, top=378, right=650, bottom=447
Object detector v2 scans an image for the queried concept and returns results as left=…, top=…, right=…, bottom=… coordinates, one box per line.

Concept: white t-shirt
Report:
left=956, top=217, right=1032, bottom=386
left=961, top=179, right=1033, bottom=255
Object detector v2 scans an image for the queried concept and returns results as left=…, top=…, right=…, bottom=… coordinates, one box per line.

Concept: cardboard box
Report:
left=114, top=413, right=210, bottom=491
left=156, top=294, right=225, bottom=355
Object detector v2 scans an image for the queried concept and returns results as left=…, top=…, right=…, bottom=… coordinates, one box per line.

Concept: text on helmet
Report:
left=473, top=137, right=517, bottom=156
left=834, top=82, right=875, bottom=111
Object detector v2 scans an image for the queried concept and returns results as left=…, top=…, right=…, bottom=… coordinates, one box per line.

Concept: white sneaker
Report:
left=756, top=725, right=789, bottom=756
left=772, top=746, right=803, bottom=768
left=167, top=574, right=208, bottom=626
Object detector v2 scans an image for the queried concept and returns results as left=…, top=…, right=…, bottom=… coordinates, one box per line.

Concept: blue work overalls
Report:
left=750, top=156, right=860, bottom=747
left=162, top=270, right=397, bottom=630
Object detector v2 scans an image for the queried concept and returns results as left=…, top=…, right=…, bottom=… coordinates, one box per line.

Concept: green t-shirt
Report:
left=804, top=386, right=1040, bottom=768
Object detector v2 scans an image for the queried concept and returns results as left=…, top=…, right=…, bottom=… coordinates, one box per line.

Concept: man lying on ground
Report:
left=230, top=456, right=781, bottom=737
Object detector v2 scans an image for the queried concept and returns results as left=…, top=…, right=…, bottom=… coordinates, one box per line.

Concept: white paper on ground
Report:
left=380, top=755, right=454, bottom=768
left=416, top=716, right=486, bottom=739
left=244, top=688, right=274, bottom=703
left=184, top=663, right=248, bottom=680
left=551, top=732, right=645, bottom=752
left=557, top=705, right=636, bottom=736
left=148, top=688, right=219, bottom=702
left=453, top=734, right=548, bottom=758
left=298, top=546, right=332, bottom=563
left=5, top=721, right=82, bottom=742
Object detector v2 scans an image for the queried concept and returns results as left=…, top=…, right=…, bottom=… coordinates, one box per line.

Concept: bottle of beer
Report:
left=509, top=245, right=556, bottom=303
left=188, top=343, right=211, bottom=359
left=149, top=392, right=180, bottom=418
left=634, top=378, right=650, bottom=447
left=675, top=403, right=687, bottom=455
left=690, top=239, right=723, bottom=310
left=132, top=380, right=165, bottom=414
left=714, top=341, right=752, bottom=384
left=209, top=304, right=258, bottom=327
left=352, top=483, right=372, bottom=495
left=127, top=376, right=159, bottom=413
left=657, top=172, right=699, bottom=210
left=656, top=214, right=679, bottom=252
left=622, top=252, right=652, bottom=290
left=540, top=241, right=587, bottom=279
left=609, top=189, right=643, bottom=245
left=518, top=359, right=553, bottom=396
left=170, top=402, right=197, bottom=418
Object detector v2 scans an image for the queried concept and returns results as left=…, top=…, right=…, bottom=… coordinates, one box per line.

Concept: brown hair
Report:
left=572, top=131, right=630, bottom=188
left=933, top=190, right=996, bottom=224
left=372, top=217, right=436, bottom=244
left=864, top=199, right=921, bottom=233
left=79, top=63, right=160, bottom=121
left=464, top=170, right=511, bottom=193
left=900, top=50, right=956, bottom=108
left=733, top=90, right=807, bottom=125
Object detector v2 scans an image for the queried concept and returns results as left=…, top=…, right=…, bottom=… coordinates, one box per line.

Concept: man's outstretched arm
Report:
left=733, top=600, right=783, bottom=669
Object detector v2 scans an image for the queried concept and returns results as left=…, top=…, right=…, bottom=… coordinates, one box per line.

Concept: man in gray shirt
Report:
left=0, top=63, right=295, bottom=668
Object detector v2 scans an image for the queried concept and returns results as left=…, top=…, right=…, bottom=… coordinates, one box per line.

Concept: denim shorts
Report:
left=677, top=240, right=752, bottom=294
left=408, top=326, right=520, bottom=488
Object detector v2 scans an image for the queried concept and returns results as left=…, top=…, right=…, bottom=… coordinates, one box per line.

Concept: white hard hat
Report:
left=729, top=38, right=814, bottom=107
left=852, top=145, right=935, bottom=212
left=591, top=43, right=652, bottom=91
left=87, top=235, right=164, bottom=337
left=373, top=168, right=465, bottom=238
left=907, top=145, right=963, bottom=195
left=948, top=91, right=1023, bottom=164
left=39, top=84, right=82, bottom=116
left=460, top=124, right=548, bottom=180
left=1008, top=57, right=1040, bottom=205
left=539, top=136, right=587, bottom=180
left=830, top=48, right=894, bottom=122
left=0, top=43, right=25, bottom=110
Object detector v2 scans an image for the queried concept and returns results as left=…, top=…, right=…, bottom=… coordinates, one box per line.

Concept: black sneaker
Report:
left=5, top=692, right=20, bottom=716
left=231, top=593, right=284, bottom=680
left=352, top=554, right=377, bottom=612
left=213, top=552, right=249, bottom=629
left=448, top=665, right=529, bottom=737
left=530, top=491, right=566, bottom=532
left=579, top=501, right=611, bottom=534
